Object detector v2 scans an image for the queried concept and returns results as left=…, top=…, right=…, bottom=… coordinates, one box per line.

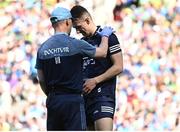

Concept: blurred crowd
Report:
left=0, top=0, right=179, bottom=131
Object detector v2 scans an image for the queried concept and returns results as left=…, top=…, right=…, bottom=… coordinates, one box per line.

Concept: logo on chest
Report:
left=83, top=57, right=96, bottom=69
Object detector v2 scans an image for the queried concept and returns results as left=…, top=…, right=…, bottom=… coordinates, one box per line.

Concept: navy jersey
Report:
left=35, top=33, right=96, bottom=93
left=83, top=26, right=121, bottom=99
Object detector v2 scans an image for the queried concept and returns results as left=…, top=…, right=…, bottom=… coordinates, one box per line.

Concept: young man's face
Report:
left=72, top=18, right=91, bottom=37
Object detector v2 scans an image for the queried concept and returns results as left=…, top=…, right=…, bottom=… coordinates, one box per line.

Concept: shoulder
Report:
left=38, top=37, right=51, bottom=52
left=109, top=33, right=119, bottom=43
left=36, top=42, right=46, bottom=59
left=37, top=36, right=55, bottom=58
left=108, top=34, right=121, bottom=54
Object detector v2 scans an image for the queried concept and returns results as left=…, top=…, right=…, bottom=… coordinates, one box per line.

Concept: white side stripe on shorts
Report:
left=101, top=106, right=114, bottom=114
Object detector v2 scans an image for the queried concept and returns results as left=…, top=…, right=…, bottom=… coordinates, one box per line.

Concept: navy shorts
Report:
left=46, top=93, right=87, bottom=130
left=85, top=96, right=115, bottom=126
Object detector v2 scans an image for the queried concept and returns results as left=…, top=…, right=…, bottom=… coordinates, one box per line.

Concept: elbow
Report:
left=119, top=65, right=123, bottom=74
left=119, top=66, right=123, bottom=74
left=115, top=65, right=123, bottom=75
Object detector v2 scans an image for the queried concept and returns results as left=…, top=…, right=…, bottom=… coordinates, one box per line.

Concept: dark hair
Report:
left=70, top=5, right=91, bottom=19
left=50, top=17, right=60, bottom=24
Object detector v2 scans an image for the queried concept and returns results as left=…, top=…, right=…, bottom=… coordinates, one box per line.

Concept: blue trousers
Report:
left=46, top=93, right=87, bottom=130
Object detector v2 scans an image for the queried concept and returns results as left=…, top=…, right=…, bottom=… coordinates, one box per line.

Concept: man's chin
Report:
left=82, top=33, right=91, bottom=37
left=81, top=32, right=87, bottom=36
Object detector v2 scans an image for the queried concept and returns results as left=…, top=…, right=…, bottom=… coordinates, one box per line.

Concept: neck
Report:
left=55, top=31, right=68, bottom=35
left=55, top=28, right=68, bottom=35
left=89, top=23, right=97, bottom=36
left=55, top=29, right=67, bottom=33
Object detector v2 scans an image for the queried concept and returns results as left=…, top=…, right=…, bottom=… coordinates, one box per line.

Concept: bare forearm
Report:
left=83, top=52, right=123, bottom=93
left=99, top=37, right=108, bottom=51
left=95, top=65, right=123, bottom=84
left=95, top=37, right=109, bottom=57
left=96, top=51, right=123, bottom=84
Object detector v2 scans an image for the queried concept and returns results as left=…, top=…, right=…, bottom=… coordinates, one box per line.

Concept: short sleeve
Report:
left=35, top=51, right=43, bottom=69
left=76, top=39, right=96, bottom=57
left=108, top=34, right=121, bottom=55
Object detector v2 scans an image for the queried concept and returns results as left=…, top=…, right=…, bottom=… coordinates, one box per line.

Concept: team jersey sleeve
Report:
left=35, top=50, right=43, bottom=69
left=76, top=39, right=96, bottom=57
left=108, top=34, right=121, bottom=55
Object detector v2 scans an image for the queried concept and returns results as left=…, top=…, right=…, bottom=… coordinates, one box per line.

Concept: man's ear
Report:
left=66, top=20, right=69, bottom=26
left=85, top=17, right=90, bottom=25
left=66, top=19, right=72, bottom=26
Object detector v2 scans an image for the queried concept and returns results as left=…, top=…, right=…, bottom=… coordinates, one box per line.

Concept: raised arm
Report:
left=94, top=26, right=114, bottom=58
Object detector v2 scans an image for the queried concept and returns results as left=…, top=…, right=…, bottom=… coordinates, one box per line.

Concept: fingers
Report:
left=83, top=82, right=86, bottom=88
left=83, top=78, right=97, bottom=94
left=103, top=26, right=114, bottom=31
left=83, top=82, right=91, bottom=93
left=97, top=26, right=114, bottom=35
left=83, top=82, right=89, bottom=93
left=83, top=87, right=88, bottom=93
left=83, top=86, right=91, bottom=94
left=102, top=26, right=115, bottom=36
left=83, top=84, right=93, bottom=94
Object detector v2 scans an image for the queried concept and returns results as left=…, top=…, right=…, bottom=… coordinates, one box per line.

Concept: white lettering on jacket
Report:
left=44, top=47, right=69, bottom=56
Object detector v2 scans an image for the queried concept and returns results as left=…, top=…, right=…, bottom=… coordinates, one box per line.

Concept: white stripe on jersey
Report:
left=110, top=47, right=121, bottom=53
left=109, top=44, right=121, bottom=53
left=110, top=45, right=120, bottom=51
left=109, top=44, right=120, bottom=49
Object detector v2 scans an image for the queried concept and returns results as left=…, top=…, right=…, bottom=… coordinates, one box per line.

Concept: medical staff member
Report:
left=35, top=6, right=114, bottom=130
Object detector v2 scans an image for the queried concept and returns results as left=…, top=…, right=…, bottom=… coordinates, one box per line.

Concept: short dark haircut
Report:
left=50, top=17, right=58, bottom=28
left=70, top=5, right=91, bottom=19
left=50, top=17, right=60, bottom=24
left=50, top=18, right=66, bottom=29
